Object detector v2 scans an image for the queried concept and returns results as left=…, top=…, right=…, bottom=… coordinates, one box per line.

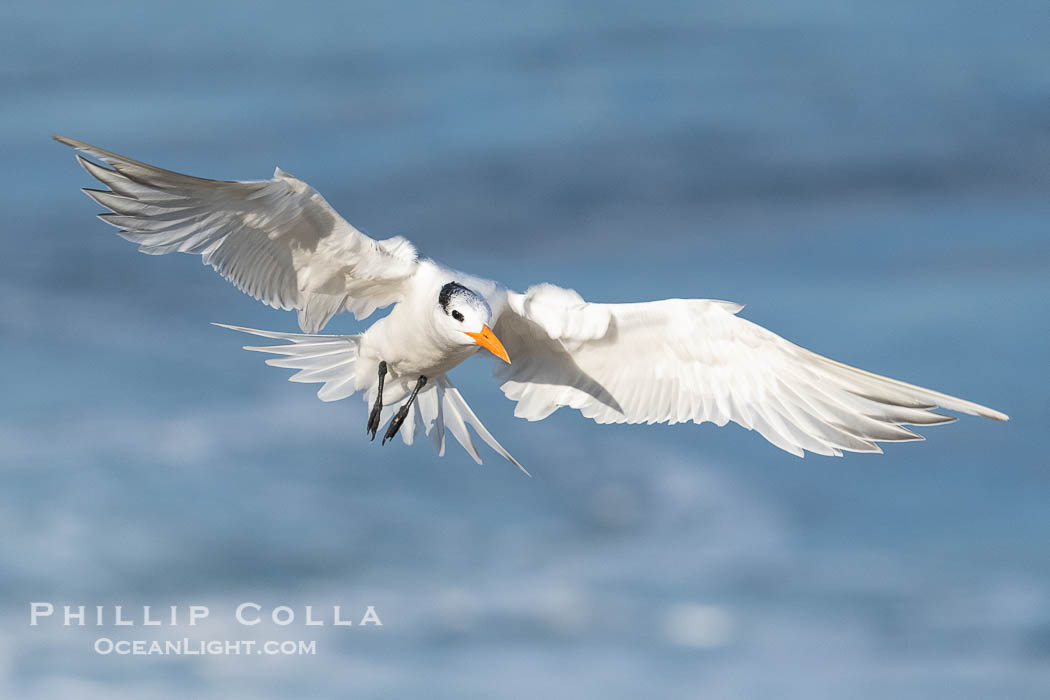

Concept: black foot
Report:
left=366, top=361, right=387, bottom=441
left=382, top=375, right=427, bottom=445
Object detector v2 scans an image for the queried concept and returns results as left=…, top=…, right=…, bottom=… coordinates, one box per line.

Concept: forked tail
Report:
left=214, top=324, right=527, bottom=474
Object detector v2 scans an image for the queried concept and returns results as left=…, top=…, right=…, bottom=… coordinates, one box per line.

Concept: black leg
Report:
left=366, top=361, right=387, bottom=441
left=382, top=375, right=428, bottom=445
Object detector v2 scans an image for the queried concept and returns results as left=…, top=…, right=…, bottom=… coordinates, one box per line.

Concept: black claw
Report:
left=367, top=405, right=382, bottom=441
left=381, top=406, right=410, bottom=445
left=379, top=375, right=428, bottom=447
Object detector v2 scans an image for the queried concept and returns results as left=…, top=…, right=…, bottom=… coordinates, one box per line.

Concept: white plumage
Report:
left=57, top=136, right=1008, bottom=472
left=62, top=136, right=417, bottom=332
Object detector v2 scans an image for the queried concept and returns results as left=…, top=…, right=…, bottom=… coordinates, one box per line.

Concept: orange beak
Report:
left=464, top=324, right=510, bottom=364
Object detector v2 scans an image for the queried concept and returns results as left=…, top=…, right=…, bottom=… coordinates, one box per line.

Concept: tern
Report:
left=56, top=135, right=1008, bottom=473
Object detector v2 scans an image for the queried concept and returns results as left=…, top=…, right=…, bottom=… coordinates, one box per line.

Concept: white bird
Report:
left=56, top=135, right=1008, bottom=473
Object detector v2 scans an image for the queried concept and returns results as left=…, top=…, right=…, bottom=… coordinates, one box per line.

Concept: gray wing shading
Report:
left=56, top=135, right=418, bottom=332
left=492, top=283, right=1008, bottom=457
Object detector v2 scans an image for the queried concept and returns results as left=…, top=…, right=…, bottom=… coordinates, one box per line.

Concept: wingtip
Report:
left=958, top=400, right=1009, bottom=422
left=53, top=134, right=82, bottom=149
left=971, top=405, right=1009, bottom=422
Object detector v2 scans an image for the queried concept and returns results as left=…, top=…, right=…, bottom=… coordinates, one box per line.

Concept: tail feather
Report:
left=214, top=323, right=362, bottom=403
left=215, top=323, right=526, bottom=472
left=437, top=377, right=529, bottom=475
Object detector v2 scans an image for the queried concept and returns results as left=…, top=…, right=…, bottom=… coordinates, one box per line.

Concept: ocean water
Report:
left=2, top=1, right=1049, bottom=697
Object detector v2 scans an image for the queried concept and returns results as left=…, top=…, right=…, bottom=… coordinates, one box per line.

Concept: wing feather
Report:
left=492, top=285, right=1008, bottom=457
left=57, top=135, right=418, bottom=332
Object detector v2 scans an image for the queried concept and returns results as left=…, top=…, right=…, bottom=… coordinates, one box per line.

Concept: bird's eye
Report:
left=452, top=310, right=464, bottom=322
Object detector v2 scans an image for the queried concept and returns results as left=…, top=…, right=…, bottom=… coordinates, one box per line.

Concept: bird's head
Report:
left=437, top=281, right=510, bottom=363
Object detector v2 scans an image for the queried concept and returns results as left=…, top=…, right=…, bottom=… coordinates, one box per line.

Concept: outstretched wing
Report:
left=56, top=135, right=418, bottom=332
left=215, top=324, right=526, bottom=473
left=492, top=283, right=1008, bottom=457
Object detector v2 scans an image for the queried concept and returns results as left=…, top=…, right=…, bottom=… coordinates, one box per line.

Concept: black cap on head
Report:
left=439, top=281, right=471, bottom=313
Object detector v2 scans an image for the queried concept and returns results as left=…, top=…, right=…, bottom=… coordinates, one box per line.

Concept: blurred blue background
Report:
left=3, top=1, right=1048, bottom=697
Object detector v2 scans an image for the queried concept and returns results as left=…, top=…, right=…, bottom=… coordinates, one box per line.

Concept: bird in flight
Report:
left=56, top=135, right=1008, bottom=473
